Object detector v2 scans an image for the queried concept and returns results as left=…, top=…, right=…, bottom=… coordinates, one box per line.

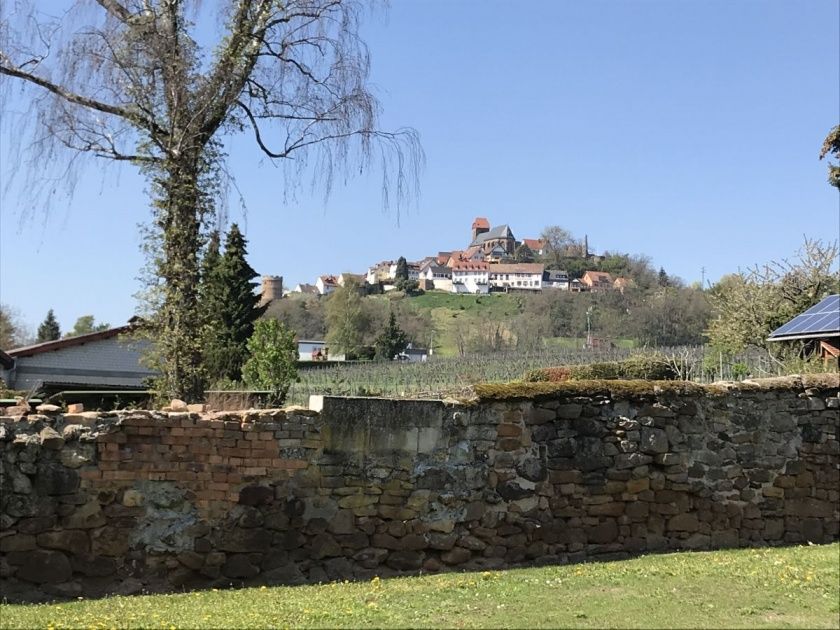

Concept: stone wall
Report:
left=1, top=375, right=838, bottom=602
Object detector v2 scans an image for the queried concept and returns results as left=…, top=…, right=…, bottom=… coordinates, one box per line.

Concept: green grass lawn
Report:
left=405, top=292, right=523, bottom=356
left=2, top=544, right=838, bottom=629
left=408, top=291, right=523, bottom=315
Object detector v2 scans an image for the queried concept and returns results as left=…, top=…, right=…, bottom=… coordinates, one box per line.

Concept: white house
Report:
left=338, top=273, right=365, bottom=287
left=291, top=283, right=319, bottom=295
left=316, top=275, right=339, bottom=295
left=488, top=263, right=544, bottom=292
left=451, top=262, right=489, bottom=294
left=543, top=269, right=571, bottom=290
left=396, top=344, right=429, bottom=363
left=419, top=261, right=452, bottom=292
left=388, top=261, right=420, bottom=280
left=366, top=261, right=393, bottom=285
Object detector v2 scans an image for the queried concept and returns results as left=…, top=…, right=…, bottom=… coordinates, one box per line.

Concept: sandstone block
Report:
left=497, top=423, right=522, bottom=438
left=441, top=547, right=471, bottom=565
left=556, top=404, right=582, bottom=419
left=587, top=520, right=618, bottom=544
left=39, top=427, right=65, bottom=450
left=70, top=553, right=117, bottom=577
left=34, top=463, right=79, bottom=496
left=222, top=554, right=260, bottom=579
left=15, top=550, right=72, bottom=584
left=386, top=550, right=424, bottom=571
left=667, top=514, right=699, bottom=532
left=0, top=534, right=37, bottom=552
left=37, top=530, right=90, bottom=553
left=640, top=427, right=668, bottom=455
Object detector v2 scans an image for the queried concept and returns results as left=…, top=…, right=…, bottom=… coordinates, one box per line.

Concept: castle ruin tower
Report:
left=471, top=217, right=490, bottom=243
left=260, top=275, right=283, bottom=306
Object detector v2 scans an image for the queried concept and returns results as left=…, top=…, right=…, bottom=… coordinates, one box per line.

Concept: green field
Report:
left=2, top=544, right=837, bottom=629
left=406, top=292, right=523, bottom=357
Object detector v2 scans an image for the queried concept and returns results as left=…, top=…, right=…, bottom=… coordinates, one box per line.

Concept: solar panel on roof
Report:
left=801, top=294, right=839, bottom=316
left=768, top=294, right=840, bottom=340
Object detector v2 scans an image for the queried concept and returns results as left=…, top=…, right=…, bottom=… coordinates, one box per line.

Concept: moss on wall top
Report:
left=470, top=373, right=839, bottom=402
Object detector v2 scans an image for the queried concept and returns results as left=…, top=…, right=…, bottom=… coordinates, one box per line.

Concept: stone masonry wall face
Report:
left=0, top=378, right=838, bottom=602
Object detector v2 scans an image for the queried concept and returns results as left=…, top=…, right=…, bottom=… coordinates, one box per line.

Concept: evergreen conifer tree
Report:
left=36, top=309, right=61, bottom=342
left=202, top=225, right=266, bottom=384
left=375, top=311, right=409, bottom=360
left=395, top=257, right=409, bottom=282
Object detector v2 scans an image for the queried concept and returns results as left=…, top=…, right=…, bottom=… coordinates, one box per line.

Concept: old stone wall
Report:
left=1, top=375, right=837, bottom=602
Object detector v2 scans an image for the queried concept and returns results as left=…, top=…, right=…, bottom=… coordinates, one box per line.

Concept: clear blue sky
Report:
left=1, top=0, right=838, bottom=335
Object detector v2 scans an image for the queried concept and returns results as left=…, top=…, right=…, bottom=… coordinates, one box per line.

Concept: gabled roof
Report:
left=463, top=246, right=485, bottom=260
left=582, top=270, right=613, bottom=284
left=470, top=224, right=515, bottom=246
left=318, top=275, right=339, bottom=286
left=0, top=349, right=14, bottom=369
left=7, top=325, right=136, bottom=358
left=452, top=262, right=489, bottom=271
left=522, top=239, right=546, bottom=251
left=489, top=263, right=544, bottom=275
left=294, top=283, right=318, bottom=294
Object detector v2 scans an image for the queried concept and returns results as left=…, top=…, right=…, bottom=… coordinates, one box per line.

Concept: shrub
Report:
left=523, top=354, right=677, bottom=383
left=524, top=367, right=571, bottom=382
left=242, top=319, right=298, bottom=406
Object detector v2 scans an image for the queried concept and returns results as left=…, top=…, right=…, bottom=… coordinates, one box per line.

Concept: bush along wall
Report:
left=0, top=375, right=837, bottom=602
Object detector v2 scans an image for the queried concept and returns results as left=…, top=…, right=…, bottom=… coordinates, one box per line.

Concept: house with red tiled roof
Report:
left=521, top=239, right=547, bottom=256
left=488, top=263, right=545, bottom=292
left=316, top=275, right=339, bottom=295
left=581, top=270, right=614, bottom=291
left=451, top=261, right=489, bottom=294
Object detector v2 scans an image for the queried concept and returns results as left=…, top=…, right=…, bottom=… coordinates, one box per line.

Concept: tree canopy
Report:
left=201, top=224, right=266, bottom=385
left=820, top=125, right=840, bottom=188
left=325, top=278, right=370, bottom=358
left=706, top=239, right=839, bottom=355
left=0, top=0, right=421, bottom=400
left=65, top=315, right=110, bottom=338
left=242, top=318, right=298, bottom=406
left=36, top=309, right=61, bottom=343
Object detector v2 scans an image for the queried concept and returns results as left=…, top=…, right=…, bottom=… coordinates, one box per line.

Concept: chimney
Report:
left=260, top=275, right=283, bottom=305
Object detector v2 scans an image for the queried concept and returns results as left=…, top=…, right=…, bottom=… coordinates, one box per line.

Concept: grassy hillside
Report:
left=406, top=292, right=523, bottom=357
left=2, top=544, right=837, bottom=629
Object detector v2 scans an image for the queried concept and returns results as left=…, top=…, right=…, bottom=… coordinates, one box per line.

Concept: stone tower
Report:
left=471, top=217, right=490, bottom=243
left=260, top=275, right=283, bottom=305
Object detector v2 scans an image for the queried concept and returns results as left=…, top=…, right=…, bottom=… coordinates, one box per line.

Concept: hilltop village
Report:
left=269, top=218, right=630, bottom=299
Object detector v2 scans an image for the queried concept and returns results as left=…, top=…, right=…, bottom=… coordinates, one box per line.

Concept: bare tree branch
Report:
left=0, top=58, right=141, bottom=125
left=95, top=0, right=133, bottom=22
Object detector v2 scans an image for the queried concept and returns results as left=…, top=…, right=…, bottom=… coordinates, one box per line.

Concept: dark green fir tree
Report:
left=36, top=309, right=61, bottom=342
left=375, top=311, right=408, bottom=360
left=202, top=225, right=266, bottom=384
